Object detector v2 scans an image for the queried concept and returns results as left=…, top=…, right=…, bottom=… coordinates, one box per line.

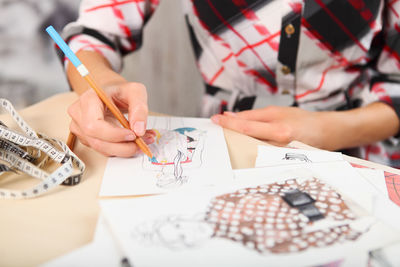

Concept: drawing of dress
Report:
left=132, top=178, right=368, bottom=255
left=142, top=127, right=206, bottom=188
left=205, top=178, right=363, bottom=254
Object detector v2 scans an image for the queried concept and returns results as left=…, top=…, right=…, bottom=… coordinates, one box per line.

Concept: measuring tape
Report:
left=0, top=98, right=85, bottom=199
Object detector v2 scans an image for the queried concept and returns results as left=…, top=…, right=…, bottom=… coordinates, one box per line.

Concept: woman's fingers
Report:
left=120, top=83, right=148, bottom=136
left=211, top=114, right=293, bottom=144
left=68, top=93, right=137, bottom=143
left=70, top=121, right=156, bottom=157
left=67, top=83, right=152, bottom=157
left=224, top=106, right=282, bottom=122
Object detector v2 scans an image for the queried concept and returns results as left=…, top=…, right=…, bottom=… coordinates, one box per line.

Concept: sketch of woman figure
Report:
left=142, top=127, right=206, bottom=188
left=132, top=214, right=214, bottom=250
left=132, top=178, right=370, bottom=254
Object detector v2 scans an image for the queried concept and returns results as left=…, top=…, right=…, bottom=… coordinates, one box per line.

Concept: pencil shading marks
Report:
left=142, top=127, right=206, bottom=189
left=131, top=178, right=370, bottom=254
left=282, top=153, right=312, bottom=163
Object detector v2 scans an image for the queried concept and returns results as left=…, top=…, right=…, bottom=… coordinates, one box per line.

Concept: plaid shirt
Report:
left=62, top=0, right=400, bottom=167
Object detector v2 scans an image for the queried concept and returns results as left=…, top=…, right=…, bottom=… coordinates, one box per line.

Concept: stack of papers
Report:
left=98, top=161, right=399, bottom=267
left=44, top=118, right=400, bottom=267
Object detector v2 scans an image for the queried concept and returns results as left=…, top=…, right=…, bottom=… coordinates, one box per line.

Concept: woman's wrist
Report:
left=317, top=102, right=399, bottom=151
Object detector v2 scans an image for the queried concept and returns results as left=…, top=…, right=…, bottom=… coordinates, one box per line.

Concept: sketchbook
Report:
left=99, top=116, right=233, bottom=197
left=100, top=163, right=400, bottom=267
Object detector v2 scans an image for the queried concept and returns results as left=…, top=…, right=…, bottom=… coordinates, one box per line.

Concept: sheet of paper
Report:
left=338, top=253, right=369, bottom=267
left=238, top=161, right=379, bottom=212
left=355, top=168, right=389, bottom=199
left=100, top=116, right=233, bottom=197
left=255, top=146, right=343, bottom=167
left=41, top=215, right=120, bottom=267
left=100, top=164, right=400, bottom=267
left=372, top=194, right=400, bottom=232
left=370, top=242, right=400, bottom=267
left=235, top=162, right=400, bottom=232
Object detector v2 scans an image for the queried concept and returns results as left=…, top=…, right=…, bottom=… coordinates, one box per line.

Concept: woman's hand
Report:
left=211, top=106, right=329, bottom=148
left=68, top=82, right=155, bottom=157
left=211, top=103, right=400, bottom=151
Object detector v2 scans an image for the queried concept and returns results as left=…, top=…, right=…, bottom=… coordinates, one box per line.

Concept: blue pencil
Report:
left=46, top=25, right=155, bottom=160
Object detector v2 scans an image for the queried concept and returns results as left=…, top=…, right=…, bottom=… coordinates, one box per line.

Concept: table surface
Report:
left=0, top=93, right=399, bottom=267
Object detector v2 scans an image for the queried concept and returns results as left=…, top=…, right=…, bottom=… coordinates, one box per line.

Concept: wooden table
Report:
left=0, top=93, right=399, bottom=267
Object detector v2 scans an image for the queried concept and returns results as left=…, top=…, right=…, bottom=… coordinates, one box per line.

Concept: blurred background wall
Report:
left=0, top=0, right=203, bottom=116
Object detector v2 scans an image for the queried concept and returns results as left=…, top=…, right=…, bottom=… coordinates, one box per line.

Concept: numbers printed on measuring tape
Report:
left=0, top=98, right=85, bottom=199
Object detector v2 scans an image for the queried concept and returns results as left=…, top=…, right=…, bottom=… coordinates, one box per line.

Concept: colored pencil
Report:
left=46, top=25, right=153, bottom=159
left=66, top=131, right=77, bottom=150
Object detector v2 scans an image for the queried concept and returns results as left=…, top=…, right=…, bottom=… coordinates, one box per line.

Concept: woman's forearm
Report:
left=321, top=102, right=399, bottom=150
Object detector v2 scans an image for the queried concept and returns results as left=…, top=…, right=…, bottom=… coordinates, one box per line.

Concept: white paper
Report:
left=100, top=165, right=400, bottom=267
left=355, top=168, right=389, bottom=199
left=237, top=161, right=379, bottom=213
left=338, top=252, right=369, bottom=267
left=372, top=195, right=400, bottom=232
left=235, top=162, right=400, bottom=232
left=255, top=146, right=343, bottom=167
left=100, top=116, right=233, bottom=196
left=41, top=215, right=121, bottom=267
left=370, top=242, right=400, bottom=267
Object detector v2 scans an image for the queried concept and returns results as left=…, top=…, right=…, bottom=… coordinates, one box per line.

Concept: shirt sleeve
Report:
left=61, top=0, right=160, bottom=72
left=370, top=2, right=400, bottom=125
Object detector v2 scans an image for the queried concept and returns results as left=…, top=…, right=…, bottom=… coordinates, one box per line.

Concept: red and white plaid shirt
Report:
left=62, top=0, right=400, bottom=167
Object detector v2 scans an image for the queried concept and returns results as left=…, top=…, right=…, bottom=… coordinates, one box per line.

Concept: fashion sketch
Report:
left=282, top=153, right=312, bottom=163
left=142, top=127, right=206, bottom=189
left=132, top=177, right=369, bottom=254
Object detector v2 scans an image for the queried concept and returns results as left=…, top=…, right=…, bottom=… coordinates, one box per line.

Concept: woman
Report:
left=62, top=0, right=400, bottom=167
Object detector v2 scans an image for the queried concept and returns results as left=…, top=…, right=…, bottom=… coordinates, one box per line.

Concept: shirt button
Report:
left=285, top=24, right=295, bottom=35
left=281, top=89, right=290, bottom=95
left=281, top=65, right=291, bottom=74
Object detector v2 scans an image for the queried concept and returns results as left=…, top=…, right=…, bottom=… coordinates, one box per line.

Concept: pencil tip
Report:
left=150, top=156, right=158, bottom=163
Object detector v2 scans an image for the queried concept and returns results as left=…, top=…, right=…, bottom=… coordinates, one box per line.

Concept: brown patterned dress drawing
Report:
left=204, top=178, right=362, bottom=254
left=132, top=178, right=366, bottom=255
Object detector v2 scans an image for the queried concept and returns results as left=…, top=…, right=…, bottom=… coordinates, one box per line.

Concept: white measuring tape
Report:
left=0, top=98, right=85, bottom=199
